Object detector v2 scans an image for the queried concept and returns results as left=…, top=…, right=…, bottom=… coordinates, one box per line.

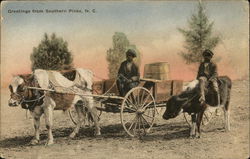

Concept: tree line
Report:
left=31, top=2, right=220, bottom=78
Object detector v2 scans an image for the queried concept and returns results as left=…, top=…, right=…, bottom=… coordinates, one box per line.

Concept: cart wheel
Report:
left=93, top=89, right=103, bottom=119
left=68, top=106, right=77, bottom=125
left=93, top=100, right=103, bottom=120
left=120, top=87, right=156, bottom=137
left=201, top=108, right=215, bottom=126
left=183, top=112, right=191, bottom=127
left=97, top=110, right=103, bottom=120
left=183, top=109, right=214, bottom=127
left=69, top=103, right=98, bottom=126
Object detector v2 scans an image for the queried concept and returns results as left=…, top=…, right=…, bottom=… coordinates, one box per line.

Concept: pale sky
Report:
left=1, top=1, right=249, bottom=87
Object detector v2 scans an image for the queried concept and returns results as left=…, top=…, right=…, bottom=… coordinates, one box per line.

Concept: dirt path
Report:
left=0, top=80, right=249, bottom=159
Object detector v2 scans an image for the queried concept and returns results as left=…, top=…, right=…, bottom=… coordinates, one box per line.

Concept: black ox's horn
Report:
left=176, top=96, right=188, bottom=102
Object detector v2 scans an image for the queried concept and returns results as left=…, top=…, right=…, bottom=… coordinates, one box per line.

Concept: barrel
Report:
left=143, top=62, right=170, bottom=80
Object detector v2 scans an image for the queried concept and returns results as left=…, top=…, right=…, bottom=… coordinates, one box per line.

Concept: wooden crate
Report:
left=144, top=62, right=170, bottom=80
left=103, top=79, right=119, bottom=95
left=153, top=80, right=183, bottom=102
left=172, top=80, right=183, bottom=95
left=95, top=79, right=146, bottom=96
left=154, top=80, right=172, bottom=102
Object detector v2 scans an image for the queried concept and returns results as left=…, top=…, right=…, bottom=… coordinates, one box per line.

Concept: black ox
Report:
left=163, top=76, right=232, bottom=138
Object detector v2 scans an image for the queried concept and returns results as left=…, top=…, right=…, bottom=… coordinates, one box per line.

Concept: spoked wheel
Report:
left=94, top=100, right=103, bottom=120
left=68, top=106, right=78, bottom=125
left=120, top=87, right=156, bottom=137
left=93, top=90, right=103, bottom=119
left=69, top=101, right=96, bottom=126
left=183, top=109, right=214, bottom=127
left=97, top=103, right=103, bottom=119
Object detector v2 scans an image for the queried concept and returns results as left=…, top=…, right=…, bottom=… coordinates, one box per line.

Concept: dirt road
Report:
left=0, top=80, right=249, bottom=159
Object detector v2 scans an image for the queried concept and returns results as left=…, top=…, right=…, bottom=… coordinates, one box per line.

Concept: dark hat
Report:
left=126, top=49, right=137, bottom=57
left=202, top=49, right=214, bottom=57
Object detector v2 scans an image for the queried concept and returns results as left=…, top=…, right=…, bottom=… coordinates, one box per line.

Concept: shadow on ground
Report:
left=0, top=121, right=194, bottom=148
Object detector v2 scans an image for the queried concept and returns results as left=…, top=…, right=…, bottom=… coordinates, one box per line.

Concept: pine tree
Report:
left=178, top=2, right=220, bottom=64
left=106, top=32, right=141, bottom=79
left=30, top=33, right=73, bottom=70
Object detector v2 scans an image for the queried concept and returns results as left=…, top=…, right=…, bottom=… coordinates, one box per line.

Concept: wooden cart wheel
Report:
left=93, top=89, right=103, bottom=119
left=183, top=109, right=214, bottom=127
left=120, top=87, right=156, bottom=137
left=68, top=106, right=78, bottom=125
left=69, top=101, right=98, bottom=126
left=94, top=100, right=103, bottom=119
left=97, top=103, right=103, bottom=119
left=183, top=112, right=191, bottom=127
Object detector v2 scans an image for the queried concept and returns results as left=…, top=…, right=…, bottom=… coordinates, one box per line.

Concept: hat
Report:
left=126, top=49, right=137, bottom=57
left=202, top=49, right=214, bottom=57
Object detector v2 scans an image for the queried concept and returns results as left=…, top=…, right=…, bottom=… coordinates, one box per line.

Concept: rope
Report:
left=92, top=74, right=119, bottom=96
left=182, top=94, right=199, bottom=107
left=22, top=94, right=45, bottom=103
left=102, top=80, right=117, bottom=95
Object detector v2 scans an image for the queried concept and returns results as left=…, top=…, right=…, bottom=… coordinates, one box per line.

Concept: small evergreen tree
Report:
left=106, top=32, right=141, bottom=79
left=30, top=33, right=73, bottom=70
left=178, top=2, right=220, bottom=64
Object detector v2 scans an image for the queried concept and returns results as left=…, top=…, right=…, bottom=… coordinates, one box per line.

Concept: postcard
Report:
left=1, top=1, right=249, bottom=159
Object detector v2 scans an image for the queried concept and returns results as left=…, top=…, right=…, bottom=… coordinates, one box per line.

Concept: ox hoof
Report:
left=45, top=140, right=54, bottom=146
left=95, top=132, right=101, bottom=137
left=215, top=109, right=221, bottom=116
left=225, top=128, right=230, bottom=132
left=189, top=134, right=197, bottom=139
left=69, top=132, right=76, bottom=138
left=195, top=134, right=201, bottom=138
left=189, top=135, right=194, bottom=139
left=94, top=128, right=101, bottom=136
left=30, top=139, right=40, bottom=145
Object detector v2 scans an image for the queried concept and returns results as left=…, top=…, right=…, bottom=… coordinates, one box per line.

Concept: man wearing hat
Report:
left=117, top=49, right=140, bottom=96
left=197, top=49, right=220, bottom=106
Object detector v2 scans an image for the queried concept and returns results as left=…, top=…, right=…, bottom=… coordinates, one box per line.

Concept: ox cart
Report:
left=28, top=77, right=183, bottom=137
left=68, top=78, right=183, bottom=137
left=26, top=71, right=215, bottom=138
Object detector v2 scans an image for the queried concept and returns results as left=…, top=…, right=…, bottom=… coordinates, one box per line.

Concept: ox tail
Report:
left=87, top=112, right=94, bottom=123
left=219, top=76, right=232, bottom=89
left=225, top=76, right=232, bottom=89
left=83, top=107, right=100, bottom=124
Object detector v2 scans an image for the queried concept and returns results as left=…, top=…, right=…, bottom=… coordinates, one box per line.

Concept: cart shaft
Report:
left=27, top=87, right=125, bottom=100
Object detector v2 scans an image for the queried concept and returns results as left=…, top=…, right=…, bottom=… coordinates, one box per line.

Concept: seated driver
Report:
left=117, top=49, right=140, bottom=96
left=197, top=49, right=220, bottom=106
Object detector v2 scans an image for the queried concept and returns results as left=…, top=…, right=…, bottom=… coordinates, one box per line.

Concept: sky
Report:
left=1, top=1, right=249, bottom=87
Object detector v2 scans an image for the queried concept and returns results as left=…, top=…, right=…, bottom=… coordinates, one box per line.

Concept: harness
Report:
left=20, top=92, right=45, bottom=111
left=182, top=94, right=199, bottom=107
left=180, top=90, right=200, bottom=115
left=17, top=78, right=45, bottom=111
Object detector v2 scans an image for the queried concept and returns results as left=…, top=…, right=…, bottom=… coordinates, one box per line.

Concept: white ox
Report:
left=8, top=68, right=101, bottom=145
left=183, top=80, right=199, bottom=91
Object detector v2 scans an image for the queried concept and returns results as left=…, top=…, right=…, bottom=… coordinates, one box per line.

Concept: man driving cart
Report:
left=117, top=49, right=140, bottom=96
